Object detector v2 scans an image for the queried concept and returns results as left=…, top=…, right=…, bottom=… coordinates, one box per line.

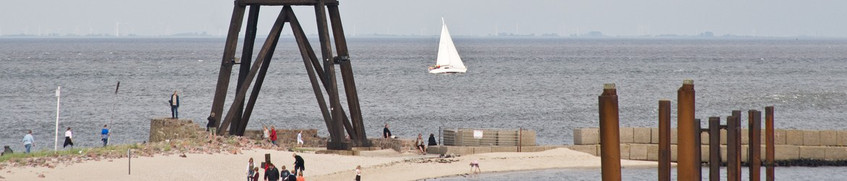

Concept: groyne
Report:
left=571, top=127, right=847, bottom=162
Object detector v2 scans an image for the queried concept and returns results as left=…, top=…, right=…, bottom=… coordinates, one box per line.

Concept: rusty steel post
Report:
left=727, top=114, right=741, bottom=181
left=659, top=100, right=671, bottom=181
left=765, top=106, right=775, bottom=181
left=732, top=111, right=742, bottom=181
left=695, top=118, right=702, bottom=179
left=749, top=110, right=762, bottom=181
left=599, top=83, right=621, bottom=181
left=708, top=117, right=720, bottom=181
left=677, top=80, right=699, bottom=180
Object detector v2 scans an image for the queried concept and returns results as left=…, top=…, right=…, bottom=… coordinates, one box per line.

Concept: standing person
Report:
left=262, top=126, right=269, bottom=142
left=428, top=133, right=438, bottom=146
left=354, top=165, right=361, bottom=181
left=63, top=127, right=74, bottom=149
left=383, top=123, right=392, bottom=138
left=207, top=112, right=217, bottom=143
left=270, top=126, right=278, bottom=146
left=101, top=124, right=110, bottom=147
left=296, top=131, right=304, bottom=146
left=22, top=130, right=34, bottom=154
left=415, top=134, right=426, bottom=154
left=292, top=153, right=305, bottom=175
left=247, top=158, right=255, bottom=181
left=264, top=163, right=280, bottom=181
left=169, top=90, right=179, bottom=119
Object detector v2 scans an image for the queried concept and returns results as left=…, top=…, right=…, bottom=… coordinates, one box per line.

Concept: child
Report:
left=354, top=165, right=361, bottom=181
left=251, top=167, right=259, bottom=181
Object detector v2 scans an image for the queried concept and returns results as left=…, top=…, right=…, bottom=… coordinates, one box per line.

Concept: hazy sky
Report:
left=2, top=0, right=846, bottom=37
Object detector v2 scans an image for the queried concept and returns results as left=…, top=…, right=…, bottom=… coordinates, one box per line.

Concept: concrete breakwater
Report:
left=570, top=127, right=847, bottom=162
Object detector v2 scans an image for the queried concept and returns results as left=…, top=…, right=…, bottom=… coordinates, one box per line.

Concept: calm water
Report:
left=436, top=166, right=847, bottom=180
left=2, top=37, right=847, bottom=151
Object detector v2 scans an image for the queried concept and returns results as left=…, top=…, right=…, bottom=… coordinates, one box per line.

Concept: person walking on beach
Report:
left=293, top=153, right=305, bottom=175
left=296, top=131, right=304, bottom=146
left=101, top=124, right=110, bottom=147
left=354, top=165, right=361, bottom=181
left=169, top=90, right=180, bottom=119
left=22, top=130, right=34, bottom=154
left=63, top=127, right=74, bottom=149
left=264, top=163, right=280, bottom=181
left=208, top=112, right=217, bottom=143
left=247, top=158, right=255, bottom=181
left=270, top=126, right=278, bottom=146
left=383, top=123, right=392, bottom=138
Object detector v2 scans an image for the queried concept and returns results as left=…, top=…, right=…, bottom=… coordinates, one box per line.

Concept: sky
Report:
left=1, top=0, right=846, bottom=37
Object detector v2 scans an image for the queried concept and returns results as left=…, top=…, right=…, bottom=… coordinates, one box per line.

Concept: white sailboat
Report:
left=428, top=18, right=466, bottom=74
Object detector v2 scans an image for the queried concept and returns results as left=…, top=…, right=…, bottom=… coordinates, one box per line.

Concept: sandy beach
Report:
left=1, top=147, right=658, bottom=181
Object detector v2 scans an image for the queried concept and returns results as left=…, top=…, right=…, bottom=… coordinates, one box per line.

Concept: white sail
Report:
left=430, top=18, right=466, bottom=73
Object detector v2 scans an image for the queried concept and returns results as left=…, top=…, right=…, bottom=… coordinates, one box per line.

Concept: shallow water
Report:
left=1, top=37, right=847, bottom=152
left=436, top=166, right=847, bottom=181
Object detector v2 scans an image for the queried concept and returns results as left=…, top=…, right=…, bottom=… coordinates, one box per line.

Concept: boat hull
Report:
left=428, top=67, right=466, bottom=74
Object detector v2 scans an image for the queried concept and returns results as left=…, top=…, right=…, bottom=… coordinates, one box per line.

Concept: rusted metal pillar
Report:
left=708, top=117, right=721, bottom=181
left=727, top=112, right=741, bottom=181
left=749, top=110, right=762, bottom=181
left=677, top=79, right=698, bottom=180
left=695, top=118, right=702, bottom=179
left=658, top=100, right=671, bottom=181
left=765, top=106, right=775, bottom=181
left=599, top=83, right=621, bottom=181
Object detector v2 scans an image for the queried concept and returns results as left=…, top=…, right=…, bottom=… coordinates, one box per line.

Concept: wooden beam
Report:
left=290, top=17, right=357, bottom=140
left=211, top=4, right=247, bottom=133
left=329, top=4, right=369, bottom=146
left=239, top=0, right=338, bottom=6
left=231, top=5, right=262, bottom=136
left=287, top=7, right=338, bottom=145
left=239, top=9, right=282, bottom=136
left=219, top=7, right=288, bottom=135
left=314, top=0, right=348, bottom=150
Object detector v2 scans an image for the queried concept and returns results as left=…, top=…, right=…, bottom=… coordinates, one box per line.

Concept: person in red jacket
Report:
left=270, top=126, right=278, bottom=146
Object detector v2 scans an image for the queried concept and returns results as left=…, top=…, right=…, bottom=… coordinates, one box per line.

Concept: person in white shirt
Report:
left=63, top=127, right=74, bottom=148
left=297, top=131, right=304, bottom=145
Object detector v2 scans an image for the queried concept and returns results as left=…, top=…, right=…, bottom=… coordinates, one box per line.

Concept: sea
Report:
left=2, top=37, right=847, bottom=180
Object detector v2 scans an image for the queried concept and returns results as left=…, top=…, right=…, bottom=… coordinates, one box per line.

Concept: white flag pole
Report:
left=54, top=86, right=61, bottom=152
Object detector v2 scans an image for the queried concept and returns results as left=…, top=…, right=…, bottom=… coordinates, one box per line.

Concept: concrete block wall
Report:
left=573, top=127, right=847, bottom=161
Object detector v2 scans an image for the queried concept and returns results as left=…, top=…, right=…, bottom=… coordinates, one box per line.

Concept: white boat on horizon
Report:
left=428, top=18, right=466, bottom=74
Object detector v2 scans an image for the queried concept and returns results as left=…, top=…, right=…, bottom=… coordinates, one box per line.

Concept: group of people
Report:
left=383, top=123, right=438, bottom=154
left=415, top=133, right=438, bottom=154
left=18, top=124, right=112, bottom=154
left=246, top=153, right=307, bottom=181
left=258, top=126, right=305, bottom=147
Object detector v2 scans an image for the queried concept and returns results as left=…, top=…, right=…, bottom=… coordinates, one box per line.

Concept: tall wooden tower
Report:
left=209, top=0, right=369, bottom=150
